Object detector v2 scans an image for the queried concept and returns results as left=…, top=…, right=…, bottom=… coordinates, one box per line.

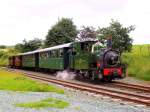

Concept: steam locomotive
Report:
left=9, top=40, right=126, bottom=82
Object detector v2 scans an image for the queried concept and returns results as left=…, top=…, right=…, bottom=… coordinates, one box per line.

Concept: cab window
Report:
left=81, top=42, right=92, bottom=52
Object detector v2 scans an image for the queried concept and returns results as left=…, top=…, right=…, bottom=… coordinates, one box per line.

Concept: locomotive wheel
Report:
left=104, top=77, right=112, bottom=82
left=91, top=72, right=96, bottom=80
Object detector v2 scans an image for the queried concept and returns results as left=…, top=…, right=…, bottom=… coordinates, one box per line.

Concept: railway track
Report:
left=112, top=81, right=150, bottom=93
left=6, top=68, right=150, bottom=106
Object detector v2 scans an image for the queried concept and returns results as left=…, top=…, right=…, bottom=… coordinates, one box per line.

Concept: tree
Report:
left=44, top=18, right=77, bottom=47
left=15, top=43, right=25, bottom=53
left=76, top=26, right=97, bottom=41
left=97, top=20, right=135, bottom=53
left=0, top=45, right=6, bottom=49
left=15, top=38, right=42, bottom=52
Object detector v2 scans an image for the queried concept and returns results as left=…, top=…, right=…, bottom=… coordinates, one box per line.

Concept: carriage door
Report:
left=35, top=53, right=39, bottom=69
left=63, top=47, right=70, bottom=69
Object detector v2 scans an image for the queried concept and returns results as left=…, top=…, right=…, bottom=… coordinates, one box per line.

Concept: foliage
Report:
left=122, top=45, right=150, bottom=81
left=16, top=98, right=69, bottom=109
left=0, top=69, right=64, bottom=93
left=15, top=38, right=42, bottom=53
left=76, top=26, right=97, bottom=41
left=0, top=48, right=18, bottom=66
left=97, top=20, right=135, bottom=53
left=44, top=18, right=77, bottom=47
left=0, top=45, right=6, bottom=49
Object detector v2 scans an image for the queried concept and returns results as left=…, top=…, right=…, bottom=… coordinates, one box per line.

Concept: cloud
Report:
left=0, top=0, right=150, bottom=45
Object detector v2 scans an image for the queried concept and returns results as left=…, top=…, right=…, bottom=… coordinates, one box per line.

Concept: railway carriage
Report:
left=9, top=56, right=14, bottom=67
left=22, top=54, right=35, bottom=68
left=14, top=55, right=22, bottom=67
left=9, top=40, right=125, bottom=82
left=38, top=43, right=71, bottom=70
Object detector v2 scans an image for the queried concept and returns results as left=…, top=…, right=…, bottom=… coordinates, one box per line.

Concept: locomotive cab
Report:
left=69, top=41, right=96, bottom=70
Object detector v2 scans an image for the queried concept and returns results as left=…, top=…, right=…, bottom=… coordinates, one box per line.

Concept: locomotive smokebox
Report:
left=107, top=35, right=112, bottom=49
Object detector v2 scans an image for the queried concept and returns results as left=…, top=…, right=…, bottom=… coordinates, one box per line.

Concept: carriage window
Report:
left=51, top=50, right=57, bottom=58
left=51, top=49, right=64, bottom=58
left=23, top=54, right=34, bottom=60
left=60, top=49, right=63, bottom=57
left=58, top=49, right=64, bottom=58
left=81, top=43, right=92, bottom=52
left=40, top=52, right=49, bottom=59
left=40, top=53, right=43, bottom=59
left=46, top=52, right=49, bottom=58
left=54, top=50, right=57, bottom=57
left=48, top=51, right=51, bottom=57
left=51, top=51, right=54, bottom=57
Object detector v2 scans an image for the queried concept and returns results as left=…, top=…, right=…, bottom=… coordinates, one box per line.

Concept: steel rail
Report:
left=113, top=81, right=150, bottom=92
left=21, top=71, right=150, bottom=106
left=5, top=68, right=150, bottom=106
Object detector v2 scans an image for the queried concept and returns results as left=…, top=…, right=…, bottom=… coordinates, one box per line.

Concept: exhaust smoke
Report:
left=56, top=70, right=76, bottom=80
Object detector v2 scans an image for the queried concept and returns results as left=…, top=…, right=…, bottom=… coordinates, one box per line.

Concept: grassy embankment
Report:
left=122, top=44, right=150, bottom=81
left=0, top=69, right=64, bottom=93
left=0, top=69, right=69, bottom=108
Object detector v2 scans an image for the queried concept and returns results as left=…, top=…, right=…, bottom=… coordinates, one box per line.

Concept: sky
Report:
left=0, top=0, right=150, bottom=45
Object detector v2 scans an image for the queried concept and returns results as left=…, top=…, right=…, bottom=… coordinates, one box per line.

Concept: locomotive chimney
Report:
left=107, top=35, right=112, bottom=49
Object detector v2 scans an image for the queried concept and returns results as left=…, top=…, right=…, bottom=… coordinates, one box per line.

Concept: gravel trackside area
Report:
left=0, top=88, right=150, bottom=112
left=118, top=77, right=150, bottom=86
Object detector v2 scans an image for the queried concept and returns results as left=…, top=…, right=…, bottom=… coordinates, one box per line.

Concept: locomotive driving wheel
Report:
left=103, top=76, right=112, bottom=82
left=91, top=71, right=96, bottom=80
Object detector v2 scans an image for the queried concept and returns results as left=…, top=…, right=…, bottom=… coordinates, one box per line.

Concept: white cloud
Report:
left=0, top=0, right=150, bottom=45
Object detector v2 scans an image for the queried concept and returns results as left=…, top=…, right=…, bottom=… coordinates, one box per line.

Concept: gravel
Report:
left=0, top=85, right=150, bottom=112
left=118, top=77, right=150, bottom=86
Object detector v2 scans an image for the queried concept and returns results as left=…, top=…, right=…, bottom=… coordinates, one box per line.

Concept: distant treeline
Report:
left=0, top=18, right=134, bottom=66
left=13, top=18, right=134, bottom=53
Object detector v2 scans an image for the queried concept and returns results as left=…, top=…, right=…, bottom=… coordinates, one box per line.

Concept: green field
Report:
left=0, top=68, right=64, bottom=93
left=122, top=44, right=150, bottom=81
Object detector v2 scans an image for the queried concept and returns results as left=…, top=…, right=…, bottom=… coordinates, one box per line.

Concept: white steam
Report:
left=56, top=70, right=76, bottom=80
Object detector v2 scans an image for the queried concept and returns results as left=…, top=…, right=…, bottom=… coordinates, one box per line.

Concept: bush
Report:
left=0, top=48, right=18, bottom=66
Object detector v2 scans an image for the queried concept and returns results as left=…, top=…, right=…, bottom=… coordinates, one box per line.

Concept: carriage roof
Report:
left=16, top=43, right=73, bottom=56
left=15, top=40, right=96, bottom=56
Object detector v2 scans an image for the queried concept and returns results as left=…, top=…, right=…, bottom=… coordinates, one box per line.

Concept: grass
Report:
left=0, top=69, right=64, bottom=93
left=122, top=44, right=150, bottom=81
left=15, top=98, right=69, bottom=109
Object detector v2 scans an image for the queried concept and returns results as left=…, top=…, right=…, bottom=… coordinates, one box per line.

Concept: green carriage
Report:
left=37, top=41, right=96, bottom=71
left=22, top=53, right=36, bottom=68
left=38, top=43, right=72, bottom=70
